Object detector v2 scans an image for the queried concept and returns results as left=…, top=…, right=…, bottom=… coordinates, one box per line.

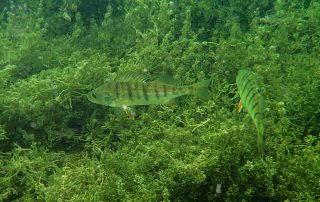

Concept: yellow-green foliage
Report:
left=0, top=0, right=319, bottom=201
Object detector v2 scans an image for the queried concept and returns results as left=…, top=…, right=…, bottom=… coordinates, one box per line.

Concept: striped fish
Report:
left=236, top=69, right=265, bottom=154
left=87, top=72, right=210, bottom=118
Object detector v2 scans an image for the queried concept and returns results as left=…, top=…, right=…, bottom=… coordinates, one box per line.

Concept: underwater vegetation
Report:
left=0, top=0, right=319, bottom=201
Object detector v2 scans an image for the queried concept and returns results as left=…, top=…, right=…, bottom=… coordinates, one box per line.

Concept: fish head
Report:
left=86, top=89, right=113, bottom=106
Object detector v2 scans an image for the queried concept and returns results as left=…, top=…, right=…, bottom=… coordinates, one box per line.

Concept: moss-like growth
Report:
left=0, top=0, right=319, bottom=201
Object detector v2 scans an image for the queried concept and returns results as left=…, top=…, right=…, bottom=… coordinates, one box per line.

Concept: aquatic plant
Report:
left=0, top=0, right=319, bottom=201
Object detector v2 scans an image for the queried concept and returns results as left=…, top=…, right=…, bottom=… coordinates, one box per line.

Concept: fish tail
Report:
left=256, top=121, right=265, bottom=155
left=192, top=79, right=211, bottom=99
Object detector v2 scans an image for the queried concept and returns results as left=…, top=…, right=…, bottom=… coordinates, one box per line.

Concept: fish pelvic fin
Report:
left=192, top=79, right=211, bottom=99
left=122, top=105, right=136, bottom=120
left=113, top=106, right=136, bottom=120
left=163, top=98, right=179, bottom=106
left=237, top=99, right=243, bottom=112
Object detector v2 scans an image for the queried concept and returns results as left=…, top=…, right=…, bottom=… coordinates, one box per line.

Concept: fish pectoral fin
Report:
left=122, top=105, right=136, bottom=120
left=237, top=99, right=243, bottom=112
left=163, top=98, right=179, bottom=106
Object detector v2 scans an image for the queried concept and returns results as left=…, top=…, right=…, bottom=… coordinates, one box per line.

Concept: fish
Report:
left=87, top=72, right=210, bottom=118
left=236, top=69, right=265, bottom=154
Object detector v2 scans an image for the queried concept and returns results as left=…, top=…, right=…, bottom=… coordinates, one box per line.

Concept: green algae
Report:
left=0, top=0, right=319, bottom=201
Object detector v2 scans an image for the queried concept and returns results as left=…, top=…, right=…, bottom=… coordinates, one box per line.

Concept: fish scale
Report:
left=110, top=82, right=188, bottom=106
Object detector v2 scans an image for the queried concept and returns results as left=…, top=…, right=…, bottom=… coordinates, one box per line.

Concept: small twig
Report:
left=191, top=118, right=211, bottom=132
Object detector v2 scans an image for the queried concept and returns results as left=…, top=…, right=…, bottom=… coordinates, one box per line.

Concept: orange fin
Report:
left=237, top=99, right=243, bottom=112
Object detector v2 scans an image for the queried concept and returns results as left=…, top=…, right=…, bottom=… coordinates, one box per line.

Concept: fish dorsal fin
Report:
left=153, top=73, right=178, bottom=85
left=115, top=71, right=150, bottom=83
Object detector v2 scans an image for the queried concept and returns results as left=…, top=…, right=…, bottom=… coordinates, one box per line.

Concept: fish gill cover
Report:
left=0, top=0, right=319, bottom=201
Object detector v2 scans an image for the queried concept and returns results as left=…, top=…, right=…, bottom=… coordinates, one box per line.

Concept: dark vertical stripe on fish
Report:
left=105, top=82, right=112, bottom=94
left=115, top=82, right=120, bottom=98
left=134, top=82, right=140, bottom=99
left=172, top=86, right=177, bottom=95
left=251, top=102, right=259, bottom=113
left=243, top=85, right=256, bottom=101
left=126, top=82, right=133, bottom=100
left=163, top=84, right=167, bottom=97
left=154, top=83, right=160, bottom=99
left=106, top=82, right=112, bottom=90
left=253, top=111, right=262, bottom=120
left=239, top=72, right=251, bottom=84
left=241, top=78, right=255, bottom=97
left=247, top=90, right=257, bottom=107
left=188, top=86, right=194, bottom=94
left=142, top=83, right=149, bottom=101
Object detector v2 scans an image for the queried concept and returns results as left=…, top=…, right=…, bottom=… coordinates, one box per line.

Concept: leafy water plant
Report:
left=0, top=0, right=319, bottom=201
